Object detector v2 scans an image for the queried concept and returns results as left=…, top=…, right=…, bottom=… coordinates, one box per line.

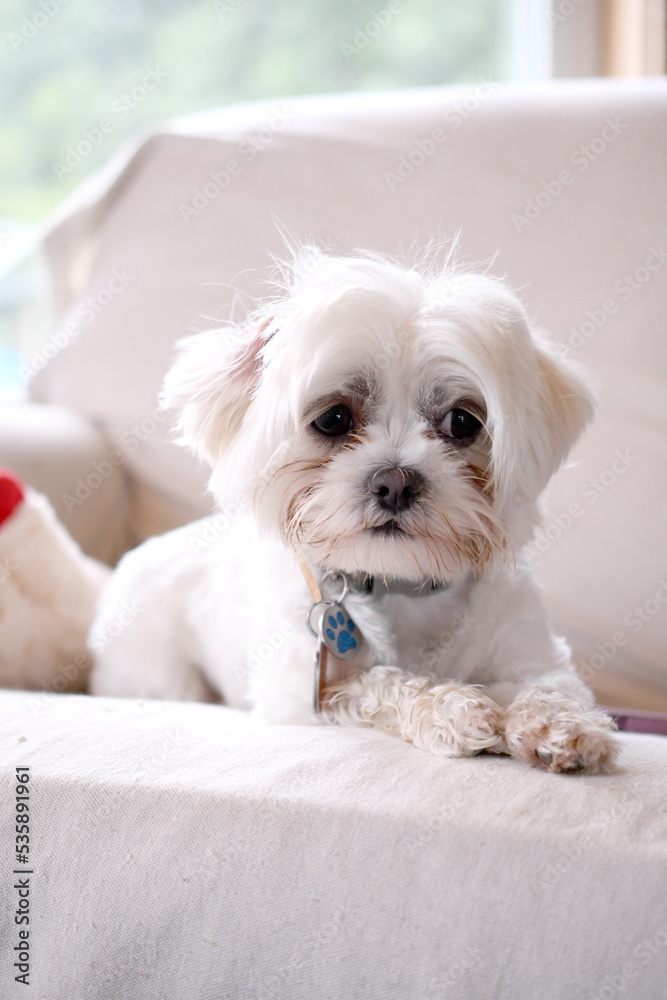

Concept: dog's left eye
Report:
left=312, top=405, right=353, bottom=437
left=440, top=408, right=482, bottom=442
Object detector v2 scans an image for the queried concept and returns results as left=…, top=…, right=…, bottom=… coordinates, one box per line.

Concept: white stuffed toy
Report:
left=0, top=469, right=109, bottom=693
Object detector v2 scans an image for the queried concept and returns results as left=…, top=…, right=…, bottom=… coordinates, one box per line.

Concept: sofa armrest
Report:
left=0, top=403, right=134, bottom=564
left=1, top=690, right=665, bottom=1000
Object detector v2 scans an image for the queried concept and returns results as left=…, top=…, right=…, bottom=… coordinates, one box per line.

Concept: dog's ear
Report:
left=460, top=280, right=596, bottom=509
left=536, top=340, right=595, bottom=468
left=515, top=338, right=595, bottom=501
left=161, top=319, right=274, bottom=466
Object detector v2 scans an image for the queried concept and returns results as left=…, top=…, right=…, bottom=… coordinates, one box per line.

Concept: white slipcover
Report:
left=1, top=691, right=666, bottom=999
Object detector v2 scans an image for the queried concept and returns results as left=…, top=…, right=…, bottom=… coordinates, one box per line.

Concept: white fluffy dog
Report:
left=90, top=248, right=618, bottom=774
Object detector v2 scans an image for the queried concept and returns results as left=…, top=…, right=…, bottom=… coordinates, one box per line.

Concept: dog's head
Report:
left=163, top=250, right=594, bottom=582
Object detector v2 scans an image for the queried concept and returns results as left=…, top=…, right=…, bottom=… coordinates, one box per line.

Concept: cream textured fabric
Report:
left=1, top=691, right=666, bottom=999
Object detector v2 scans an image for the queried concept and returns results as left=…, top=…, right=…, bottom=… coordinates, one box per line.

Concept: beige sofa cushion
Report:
left=0, top=403, right=132, bottom=564
left=2, top=690, right=666, bottom=999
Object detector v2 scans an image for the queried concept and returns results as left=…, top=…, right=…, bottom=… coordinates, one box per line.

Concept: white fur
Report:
left=90, top=249, right=619, bottom=774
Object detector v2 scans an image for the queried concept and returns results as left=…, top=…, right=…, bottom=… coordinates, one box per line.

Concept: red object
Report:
left=0, top=469, right=26, bottom=527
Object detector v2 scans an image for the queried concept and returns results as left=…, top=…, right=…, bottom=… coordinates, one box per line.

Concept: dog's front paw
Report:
left=505, top=695, right=619, bottom=774
left=424, top=685, right=508, bottom=758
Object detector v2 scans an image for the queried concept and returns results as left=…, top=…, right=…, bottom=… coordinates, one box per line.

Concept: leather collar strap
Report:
left=300, top=562, right=324, bottom=603
left=299, top=562, right=328, bottom=714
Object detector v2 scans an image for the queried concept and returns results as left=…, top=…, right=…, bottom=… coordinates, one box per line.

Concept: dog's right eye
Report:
left=440, top=407, right=482, bottom=443
left=312, top=405, right=353, bottom=437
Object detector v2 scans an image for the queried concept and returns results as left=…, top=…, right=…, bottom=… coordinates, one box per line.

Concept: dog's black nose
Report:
left=369, top=467, right=424, bottom=513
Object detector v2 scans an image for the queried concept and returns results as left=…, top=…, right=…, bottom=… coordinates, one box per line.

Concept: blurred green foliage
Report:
left=0, top=0, right=509, bottom=223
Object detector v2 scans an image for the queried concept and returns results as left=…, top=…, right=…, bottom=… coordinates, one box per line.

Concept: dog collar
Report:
left=299, top=563, right=450, bottom=715
left=300, top=564, right=449, bottom=600
left=343, top=572, right=450, bottom=598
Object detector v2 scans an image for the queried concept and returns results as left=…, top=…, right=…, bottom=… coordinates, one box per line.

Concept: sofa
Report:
left=1, top=78, right=666, bottom=999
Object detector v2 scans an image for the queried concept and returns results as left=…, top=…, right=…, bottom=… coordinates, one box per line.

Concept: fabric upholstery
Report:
left=1, top=690, right=666, bottom=1000
left=0, top=403, right=132, bottom=564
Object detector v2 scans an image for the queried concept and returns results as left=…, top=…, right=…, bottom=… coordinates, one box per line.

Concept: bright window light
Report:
left=0, top=0, right=555, bottom=396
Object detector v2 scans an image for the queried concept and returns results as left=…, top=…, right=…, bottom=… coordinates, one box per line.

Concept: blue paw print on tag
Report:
left=325, top=610, right=358, bottom=656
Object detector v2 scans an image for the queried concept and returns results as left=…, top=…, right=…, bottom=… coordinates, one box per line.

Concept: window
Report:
left=2, top=0, right=662, bottom=396
left=1, top=0, right=516, bottom=225
left=0, top=0, right=520, bottom=396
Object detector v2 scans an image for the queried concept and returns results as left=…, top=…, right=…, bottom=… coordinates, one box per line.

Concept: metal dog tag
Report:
left=312, top=637, right=327, bottom=714
left=318, top=602, right=361, bottom=661
left=306, top=571, right=364, bottom=714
